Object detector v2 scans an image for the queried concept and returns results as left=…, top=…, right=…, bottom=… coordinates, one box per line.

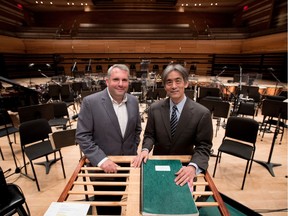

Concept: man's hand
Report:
left=100, top=159, right=119, bottom=173
left=131, top=150, right=149, bottom=168
left=174, top=165, right=196, bottom=187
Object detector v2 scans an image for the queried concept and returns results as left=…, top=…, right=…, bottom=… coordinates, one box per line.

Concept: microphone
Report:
left=268, top=67, right=275, bottom=72
left=28, top=63, right=34, bottom=67
left=72, top=62, right=77, bottom=72
left=222, top=66, right=227, bottom=70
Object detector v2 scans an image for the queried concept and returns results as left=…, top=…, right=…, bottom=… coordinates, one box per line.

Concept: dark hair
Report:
left=162, top=64, right=189, bottom=85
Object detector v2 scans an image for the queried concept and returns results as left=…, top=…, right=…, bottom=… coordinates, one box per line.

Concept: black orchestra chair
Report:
left=197, top=86, right=221, bottom=102
left=47, top=84, right=61, bottom=102
left=239, top=85, right=261, bottom=115
left=19, top=119, right=66, bottom=191
left=18, top=103, right=54, bottom=124
left=60, top=83, right=77, bottom=113
left=213, top=116, right=259, bottom=190
left=260, top=99, right=287, bottom=144
left=156, top=87, right=167, bottom=100
left=71, top=81, right=83, bottom=106
left=0, top=109, right=19, bottom=165
left=48, top=102, right=71, bottom=130
left=185, top=89, right=195, bottom=101
left=49, top=128, right=82, bottom=158
left=0, top=167, right=30, bottom=216
left=237, top=100, right=255, bottom=119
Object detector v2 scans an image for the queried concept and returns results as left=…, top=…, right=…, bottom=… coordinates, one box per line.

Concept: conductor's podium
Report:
left=57, top=156, right=259, bottom=216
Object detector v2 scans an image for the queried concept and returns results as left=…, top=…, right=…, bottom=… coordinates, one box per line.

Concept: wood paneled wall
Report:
left=0, top=32, right=286, bottom=54
left=0, top=32, right=286, bottom=80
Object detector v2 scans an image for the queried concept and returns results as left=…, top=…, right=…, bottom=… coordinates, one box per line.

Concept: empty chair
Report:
left=239, top=85, right=261, bottom=115
left=48, top=102, right=71, bottom=130
left=19, top=119, right=66, bottom=191
left=0, top=109, right=19, bottom=164
left=197, top=86, right=221, bottom=102
left=18, top=103, right=54, bottom=124
left=213, top=116, right=259, bottom=190
left=49, top=128, right=81, bottom=158
left=60, top=83, right=76, bottom=113
left=0, top=167, right=30, bottom=216
left=156, top=88, right=167, bottom=100
left=50, top=128, right=76, bottom=149
left=185, top=89, right=195, bottom=101
left=47, top=84, right=61, bottom=102
left=237, top=101, right=255, bottom=119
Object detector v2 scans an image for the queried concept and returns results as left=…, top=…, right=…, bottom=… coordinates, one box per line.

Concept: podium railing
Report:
left=58, top=156, right=230, bottom=216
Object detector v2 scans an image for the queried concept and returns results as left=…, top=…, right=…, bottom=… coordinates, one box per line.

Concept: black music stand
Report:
left=254, top=100, right=287, bottom=177
left=199, top=98, right=231, bottom=137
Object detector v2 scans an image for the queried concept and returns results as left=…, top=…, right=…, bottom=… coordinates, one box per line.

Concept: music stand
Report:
left=254, top=100, right=287, bottom=176
left=199, top=98, right=231, bottom=137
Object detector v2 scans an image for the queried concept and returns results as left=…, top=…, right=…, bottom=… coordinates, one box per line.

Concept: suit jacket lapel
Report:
left=123, top=97, right=133, bottom=140
left=160, top=99, right=171, bottom=139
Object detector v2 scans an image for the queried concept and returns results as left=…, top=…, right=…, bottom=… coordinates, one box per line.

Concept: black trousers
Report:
left=88, top=163, right=129, bottom=215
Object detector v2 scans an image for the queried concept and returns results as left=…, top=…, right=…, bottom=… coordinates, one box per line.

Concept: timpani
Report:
left=58, top=156, right=230, bottom=216
left=265, top=84, right=283, bottom=96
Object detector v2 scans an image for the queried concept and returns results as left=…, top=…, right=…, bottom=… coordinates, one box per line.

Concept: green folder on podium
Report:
left=141, top=159, right=199, bottom=216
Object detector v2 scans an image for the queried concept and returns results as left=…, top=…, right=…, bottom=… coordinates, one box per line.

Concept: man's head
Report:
left=106, top=64, right=130, bottom=103
left=162, top=64, right=189, bottom=104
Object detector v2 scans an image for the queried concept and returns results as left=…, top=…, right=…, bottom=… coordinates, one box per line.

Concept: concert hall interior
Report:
left=0, top=0, right=287, bottom=215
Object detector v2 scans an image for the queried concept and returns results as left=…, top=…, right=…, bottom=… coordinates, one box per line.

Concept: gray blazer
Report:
left=142, top=97, right=213, bottom=171
left=76, top=88, right=142, bottom=166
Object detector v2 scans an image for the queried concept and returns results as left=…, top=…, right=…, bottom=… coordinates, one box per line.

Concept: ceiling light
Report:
left=50, top=2, right=53, bottom=4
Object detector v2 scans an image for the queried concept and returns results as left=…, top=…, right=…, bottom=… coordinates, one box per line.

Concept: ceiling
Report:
left=16, top=0, right=244, bottom=12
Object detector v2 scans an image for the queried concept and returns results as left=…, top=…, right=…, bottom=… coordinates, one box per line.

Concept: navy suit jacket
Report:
left=76, top=88, right=142, bottom=166
left=142, top=97, right=213, bottom=171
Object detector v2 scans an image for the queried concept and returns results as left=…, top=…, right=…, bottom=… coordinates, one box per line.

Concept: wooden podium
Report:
left=58, top=156, right=230, bottom=216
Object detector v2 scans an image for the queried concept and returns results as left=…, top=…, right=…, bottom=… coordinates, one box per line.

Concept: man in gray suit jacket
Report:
left=76, top=64, right=141, bottom=170
left=76, top=64, right=142, bottom=215
left=133, top=64, right=213, bottom=189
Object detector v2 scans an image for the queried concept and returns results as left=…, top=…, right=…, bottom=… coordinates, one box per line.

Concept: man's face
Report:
left=106, top=67, right=129, bottom=100
left=164, top=71, right=188, bottom=104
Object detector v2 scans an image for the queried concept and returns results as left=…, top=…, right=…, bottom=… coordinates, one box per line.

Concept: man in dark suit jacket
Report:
left=76, top=64, right=142, bottom=215
left=132, top=64, right=213, bottom=188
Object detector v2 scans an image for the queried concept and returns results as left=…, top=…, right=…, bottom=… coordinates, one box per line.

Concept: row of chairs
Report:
left=0, top=113, right=77, bottom=191
left=212, top=98, right=287, bottom=190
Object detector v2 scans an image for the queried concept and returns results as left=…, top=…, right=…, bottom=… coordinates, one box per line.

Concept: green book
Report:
left=141, top=159, right=199, bottom=216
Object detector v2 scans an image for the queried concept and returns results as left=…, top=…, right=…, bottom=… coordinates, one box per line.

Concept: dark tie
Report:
left=170, top=105, right=178, bottom=137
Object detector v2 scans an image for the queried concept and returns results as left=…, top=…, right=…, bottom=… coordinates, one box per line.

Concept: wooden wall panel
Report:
left=241, top=32, right=287, bottom=53
left=0, top=36, right=25, bottom=53
left=0, top=33, right=285, bottom=55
